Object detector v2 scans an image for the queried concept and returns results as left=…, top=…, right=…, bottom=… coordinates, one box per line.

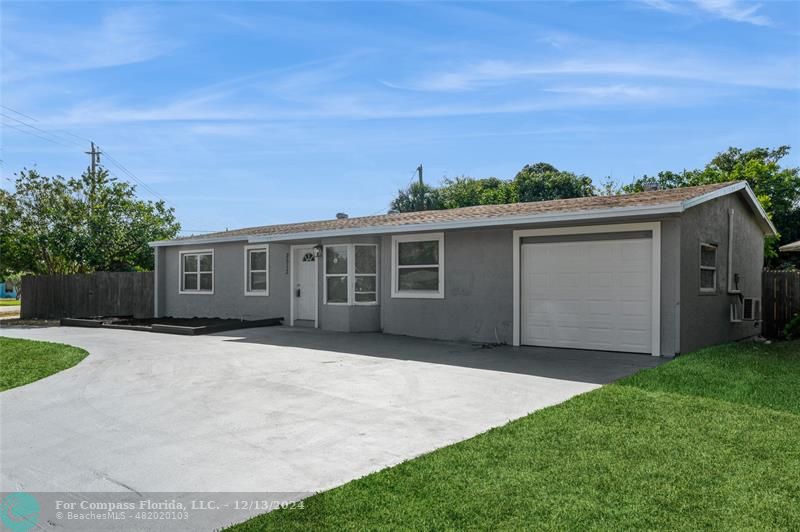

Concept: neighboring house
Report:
left=150, top=181, right=775, bottom=356
left=779, top=240, right=800, bottom=253
left=0, top=281, right=17, bottom=299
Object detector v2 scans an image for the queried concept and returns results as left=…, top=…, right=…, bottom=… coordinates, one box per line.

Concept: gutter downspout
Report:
left=154, top=248, right=159, bottom=318
left=728, top=209, right=741, bottom=294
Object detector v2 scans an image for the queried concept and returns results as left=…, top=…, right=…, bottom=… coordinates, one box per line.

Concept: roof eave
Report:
left=681, top=181, right=777, bottom=236
left=150, top=235, right=250, bottom=248
left=246, top=203, right=684, bottom=243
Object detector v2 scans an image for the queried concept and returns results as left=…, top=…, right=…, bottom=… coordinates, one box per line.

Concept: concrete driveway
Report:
left=0, top=325, right=660, bottom=530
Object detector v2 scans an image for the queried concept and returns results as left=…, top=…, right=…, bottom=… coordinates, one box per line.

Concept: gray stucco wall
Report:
left=660, top=218, right=682, bottom=356
left=160, top=240, right=290, bottom=320
left=378, top=222, right=683, bottom=353
left=679, top=192, right=764, bottom=353
left=380, top=228, right=515, bottom=344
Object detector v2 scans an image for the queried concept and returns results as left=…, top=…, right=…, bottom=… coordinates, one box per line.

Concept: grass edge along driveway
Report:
left=228, top=340, right=800, bottom=531
left=0, top=336, right=88, bottom=392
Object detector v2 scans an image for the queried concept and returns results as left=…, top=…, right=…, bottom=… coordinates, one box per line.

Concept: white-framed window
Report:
left=324, top=244, right=350, bottom=305
left=700, top=243, right=717, bottom=293
left=391, top=233, right=444, bottom=299
left=323, top=243, right=378, bottom=305
left=244, top=244, right=269, bottom=296
left=180, top=249, right=214, bottom=294
left=354, top=244, right=377, bottom=304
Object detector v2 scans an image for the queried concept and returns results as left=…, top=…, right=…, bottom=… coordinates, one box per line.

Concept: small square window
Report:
left=392, top=233, right=444, bottom=298
left=180, top=251, right=213, bottom=293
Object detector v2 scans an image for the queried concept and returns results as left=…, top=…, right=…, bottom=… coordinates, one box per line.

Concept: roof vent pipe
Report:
left=336, top=212, right=349, bottom=219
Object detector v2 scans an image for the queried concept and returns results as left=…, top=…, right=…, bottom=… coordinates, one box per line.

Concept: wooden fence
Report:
left=21, top=272, right=153, bottom=319
left=762, top=270, right=800, bottom=338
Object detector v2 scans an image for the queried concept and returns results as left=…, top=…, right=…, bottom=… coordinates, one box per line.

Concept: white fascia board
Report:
left=247, top=203, right=684, bottom=243
left=149, top=235, right=250, bottom=248
left=681, top=182, right=777, bottom=236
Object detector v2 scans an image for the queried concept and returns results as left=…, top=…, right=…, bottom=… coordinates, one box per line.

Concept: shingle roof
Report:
left=170, top=181, right=739, bottom=243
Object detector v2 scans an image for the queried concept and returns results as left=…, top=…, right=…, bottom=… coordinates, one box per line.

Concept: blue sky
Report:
left=2, top=1, right=799, bottom=234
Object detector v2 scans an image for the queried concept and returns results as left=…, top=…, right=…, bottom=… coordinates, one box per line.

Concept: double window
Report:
left=180, top=250, right=213, bottom=294
left=391, top=233, right=444, bottom=299
left=700, top=243, right=717, bottom=292
left=324, top=244, right=378, bottom=305
left=244, top=245, right=269, bottom=295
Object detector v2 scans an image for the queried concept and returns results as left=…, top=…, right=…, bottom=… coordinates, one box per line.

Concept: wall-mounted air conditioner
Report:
left=742, top=297, right=761, bottom=321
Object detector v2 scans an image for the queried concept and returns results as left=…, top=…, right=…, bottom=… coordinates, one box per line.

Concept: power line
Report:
left=0, top=105, right=40, bottom=123
left=1, top=108, right=88, bottom=148
left=0, top=105, right=176, bottom=209
left=101, top=149, right=173, bottom=207
left=1, top=120, right=75, bottom=147
left=1, top=113, right=81, bottom=146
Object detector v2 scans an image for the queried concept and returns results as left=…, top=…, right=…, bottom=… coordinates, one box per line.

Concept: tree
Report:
left=438, top=176, right=516, bottom=209
left=389, top=162, right=594, bottom=212
left=513, top=163, right=595, bottom=202
left=390, top=181, right=442, bottom=213
left=624, top=146, right=800, bottom=265
left=0, top=168, right=180, bottom=276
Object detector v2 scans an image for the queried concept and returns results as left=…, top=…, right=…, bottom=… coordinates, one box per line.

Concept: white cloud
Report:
left=692, top=0, right=771, bottom=26
left=384, top=52, right=798, bottom=93
left=641, top=0, right=772, bottom=26
left=2, top=7, right=177, bottom=82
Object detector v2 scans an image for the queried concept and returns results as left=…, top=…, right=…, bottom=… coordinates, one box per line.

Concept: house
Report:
left=779, top=240, right=800, bottom=253
left=0, top=281, right=17, bottom=299
left=150, top=181, right=775, bottom=356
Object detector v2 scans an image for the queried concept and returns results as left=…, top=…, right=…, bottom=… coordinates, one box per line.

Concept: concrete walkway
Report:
left=0, top=325, right=661, bottom=529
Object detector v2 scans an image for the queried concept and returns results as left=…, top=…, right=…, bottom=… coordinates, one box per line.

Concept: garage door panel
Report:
left=521, top=238, right=653, bottom=354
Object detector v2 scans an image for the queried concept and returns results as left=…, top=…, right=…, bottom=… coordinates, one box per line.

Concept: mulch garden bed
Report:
left=60, top=316, right=283, bottom=335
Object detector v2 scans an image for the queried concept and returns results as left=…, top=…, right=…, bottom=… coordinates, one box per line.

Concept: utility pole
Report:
left=85, top=141, right=102, bottom=215
left=415, top=163, right=424, bottom=211
left=85, top=142, right=101, bottom=174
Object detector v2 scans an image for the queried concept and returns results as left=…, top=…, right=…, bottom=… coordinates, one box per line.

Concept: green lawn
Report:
left=0, top=337, right=88, bottom=391
left=229, top=340, right=800, bottom=531
left=0, top=299, right=20, bottom=307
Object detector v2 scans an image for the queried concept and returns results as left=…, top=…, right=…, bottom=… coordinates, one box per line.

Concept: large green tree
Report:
left=389, top=163, right=593, bottom=213
left=0, top=168, right=180, bottom=276
left=389, top=181, right=442, bottom=213
left=513, top=163, right=595, bottom=203
left=624, top=146, right=800, bottom=265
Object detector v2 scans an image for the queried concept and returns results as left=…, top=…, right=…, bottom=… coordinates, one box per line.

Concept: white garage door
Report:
left=521, top=238, right=653, bottom=353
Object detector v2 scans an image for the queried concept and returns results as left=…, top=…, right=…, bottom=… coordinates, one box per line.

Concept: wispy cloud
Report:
left=641, top=0, right=772, bottom=26
left=693, top=0, right=771, bottom=26
left=2, top=7, right=177, bottom=82
left=383, top=52, right=798, bottom=92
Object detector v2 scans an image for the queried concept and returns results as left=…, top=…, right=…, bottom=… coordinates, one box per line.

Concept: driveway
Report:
left=0, top=325, right=661, bottom=530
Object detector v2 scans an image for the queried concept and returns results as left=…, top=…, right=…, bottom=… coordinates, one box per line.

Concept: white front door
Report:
left=292, top=247, right=317, bottom=322
left=521, top=238, right=653, bottom=353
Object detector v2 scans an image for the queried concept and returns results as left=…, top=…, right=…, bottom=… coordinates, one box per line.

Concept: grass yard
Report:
left=0, top=337, right=88, bottom=391
left=229, top=340, right=800, bottom=531
left=0, top=299, right=21, bottom=307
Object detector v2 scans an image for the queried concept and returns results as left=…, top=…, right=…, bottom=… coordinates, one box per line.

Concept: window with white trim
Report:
left=323, top=244, right=378, bottom=305
left=700, top=243, right=717, bottom=292
left=245, top=245, right=269, bottom=295
left=325, top=245, right=349, bottom=304
left=180, top=250, right=213, bottom=293
left=354, top=245, right=377, bottom=303
left=392, top=233, right=444, bottom=299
